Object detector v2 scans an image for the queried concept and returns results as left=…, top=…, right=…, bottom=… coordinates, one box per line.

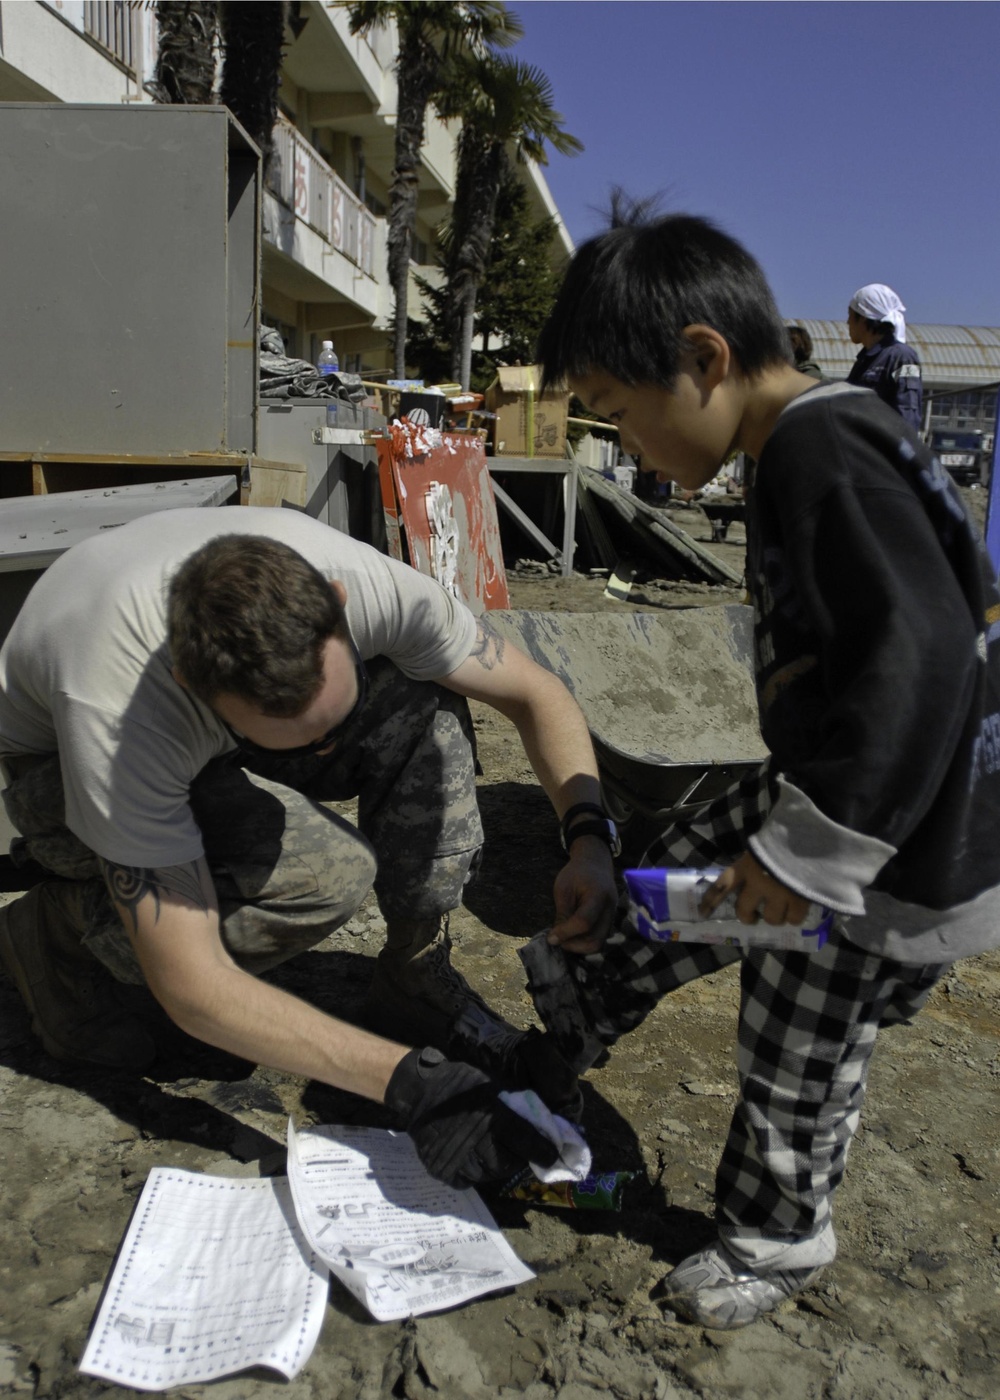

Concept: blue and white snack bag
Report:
left=624, top=867, right=833, bottom=951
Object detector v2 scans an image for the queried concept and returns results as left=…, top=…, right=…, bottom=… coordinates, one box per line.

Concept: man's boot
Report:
left=363, top=914, right=521, bottom=1053
left=0, top=883, right=156, bottom=1070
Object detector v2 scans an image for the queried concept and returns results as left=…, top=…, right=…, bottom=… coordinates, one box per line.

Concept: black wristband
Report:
left=560, top=801, right=608, bottom=850
left=563, top=817, right=621, bottom=857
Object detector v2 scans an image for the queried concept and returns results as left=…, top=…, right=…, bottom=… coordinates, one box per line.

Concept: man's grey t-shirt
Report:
left=0, top=508, right=478, bottom=868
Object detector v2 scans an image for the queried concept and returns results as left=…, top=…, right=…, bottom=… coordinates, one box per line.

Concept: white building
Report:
left=0, top=0, right=573, bottom=371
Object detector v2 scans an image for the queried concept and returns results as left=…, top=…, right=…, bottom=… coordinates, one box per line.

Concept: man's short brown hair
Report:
left=168, top=535, right=345, bottom=715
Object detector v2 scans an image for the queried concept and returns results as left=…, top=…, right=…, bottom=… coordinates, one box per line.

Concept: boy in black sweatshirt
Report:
left=533, top=201, right=1000, bottom=1328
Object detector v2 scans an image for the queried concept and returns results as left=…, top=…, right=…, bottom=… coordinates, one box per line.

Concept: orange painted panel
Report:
left=376, top=425, right=510, bottom=613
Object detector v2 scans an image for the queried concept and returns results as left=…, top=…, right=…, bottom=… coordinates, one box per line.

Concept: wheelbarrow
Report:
left=697, top=496, right=746, bottom=543
left=487, top=605, right=767, bottom=860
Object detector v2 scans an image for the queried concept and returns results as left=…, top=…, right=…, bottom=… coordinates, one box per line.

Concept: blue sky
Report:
left=510, top=1, right=999, bottom=327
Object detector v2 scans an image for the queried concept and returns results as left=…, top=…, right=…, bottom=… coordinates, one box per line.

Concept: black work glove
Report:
left=385, top=1047, right=560, bottom=1189
left=501, top=1028, right=584, bottom=1124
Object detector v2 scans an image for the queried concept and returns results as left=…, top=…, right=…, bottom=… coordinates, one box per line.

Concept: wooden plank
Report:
left=31, top=459, right=247, bottom=500
left=579, top=467, right=743, bottom=585
left=0, top=451, right=249, bottom=466
left=490, top=478, right=562, bottom=562
left=487, top=456, right=578, bottom=577
left=247, top=460, right=307, bottom=509
left=0, top=453, right=306, bottom=507
left=0, top=477, right=239, bottom=572
left=575, top=471, right=618, bottom=570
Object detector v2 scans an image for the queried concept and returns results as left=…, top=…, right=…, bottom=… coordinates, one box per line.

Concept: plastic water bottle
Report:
left=316, top=340, right=339, bottom=376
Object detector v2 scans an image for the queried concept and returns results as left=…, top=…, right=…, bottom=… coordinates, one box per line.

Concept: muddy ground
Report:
left=1, top=491, right=999, bottom=1400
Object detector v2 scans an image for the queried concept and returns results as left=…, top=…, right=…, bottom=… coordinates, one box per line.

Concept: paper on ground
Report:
left=287, top=1120, right=534, bottom=1321
left=79, top=1169, right=328, bottom=1391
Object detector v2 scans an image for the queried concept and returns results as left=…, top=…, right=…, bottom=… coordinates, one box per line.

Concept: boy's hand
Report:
left=548, top=838, right=618, bottom=953
left=701, top=851, right=810, bottom=926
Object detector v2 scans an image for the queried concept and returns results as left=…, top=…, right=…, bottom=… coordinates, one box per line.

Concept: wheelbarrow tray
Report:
left=487, top=606, right=767, bottom=842
left=698, top=498, right=746, bottom=543
left=698, top=500, right=745, bottom=524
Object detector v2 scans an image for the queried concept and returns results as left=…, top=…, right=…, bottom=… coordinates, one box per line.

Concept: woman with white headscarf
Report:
left=846, top=283, right=924, bottom=431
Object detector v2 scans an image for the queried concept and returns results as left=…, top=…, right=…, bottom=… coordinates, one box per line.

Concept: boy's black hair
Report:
left=538, top=193, right=791, bottom=392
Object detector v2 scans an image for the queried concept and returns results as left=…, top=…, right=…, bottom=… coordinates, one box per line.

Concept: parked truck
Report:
left=928, top=427, right=988, bottom=486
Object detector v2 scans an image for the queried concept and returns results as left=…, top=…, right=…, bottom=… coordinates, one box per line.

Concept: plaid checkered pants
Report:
left=564, top=763, right=948, bottom=1272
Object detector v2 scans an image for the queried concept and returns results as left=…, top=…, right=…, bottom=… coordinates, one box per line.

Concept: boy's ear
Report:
left=681, top=324, right=731, bottom=388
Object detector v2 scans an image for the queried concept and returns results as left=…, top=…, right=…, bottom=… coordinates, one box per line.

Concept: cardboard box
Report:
left=485, top=366, right=569, bottom=459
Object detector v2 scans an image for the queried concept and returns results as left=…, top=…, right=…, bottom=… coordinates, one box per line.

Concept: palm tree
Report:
left=152, top=1, right=218, bottom=105
left=153, top=1, right=285, bottom=174
left=411, top=170, right=560, bottom=388
left=347, top=2, right=521, bottom=379
left=218, top=3, right=286, bottom=172
left=437, top=54, right=581, bottom=390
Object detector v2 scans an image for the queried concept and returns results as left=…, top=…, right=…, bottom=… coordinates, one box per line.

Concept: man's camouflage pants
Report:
left=2, top=658, right=483, bottom=984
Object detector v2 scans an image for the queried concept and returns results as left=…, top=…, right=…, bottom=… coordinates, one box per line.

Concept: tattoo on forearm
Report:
left=101, top=859, right=210, bottom=928
left=470, top=620, right=505, bottom=671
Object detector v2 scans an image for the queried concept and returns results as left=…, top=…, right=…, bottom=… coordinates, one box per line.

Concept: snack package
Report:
left=625, top=867, right=832, bottom=951
left=501, top=1169, right=634, bottom=1211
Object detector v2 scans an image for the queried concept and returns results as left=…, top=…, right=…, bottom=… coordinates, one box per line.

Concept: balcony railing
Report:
left=267, top=115, right=376, bottom=278
left=83, top=0, right=138, bottom=72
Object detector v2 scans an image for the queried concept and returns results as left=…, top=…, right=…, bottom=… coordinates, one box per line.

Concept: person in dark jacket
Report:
left=787, top=324, right=822, bottom=379
left=532, top=203, right=1000, bottom=1330
left=846, top=282, right=923, bottom=430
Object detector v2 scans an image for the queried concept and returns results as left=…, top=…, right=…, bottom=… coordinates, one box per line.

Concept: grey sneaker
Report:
left=661, top=1243, right=823, bottom=1330
left=0, top=883, right=156, bottom=1071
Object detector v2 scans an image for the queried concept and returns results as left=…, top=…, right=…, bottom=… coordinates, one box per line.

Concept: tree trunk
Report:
left=448, top=294, right=464, bottom=385
left=153, top=1, right=218, bottom=105
left=459, top=288, right=477, bottom=392
left=387, top=35, right=438, bottom=380
left=447, top=142, right=505, bottom=389
left=219, top=2, right=286, bottom=174
left=387, top=159, right=418, bottom=379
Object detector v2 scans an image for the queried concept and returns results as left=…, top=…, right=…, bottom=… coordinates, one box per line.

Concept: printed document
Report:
left=81, top=1124, right=534, bottom=1387
left=287, top=1121, right=534, bottom=1321
left=79, top=1169, right=328, bottom=1391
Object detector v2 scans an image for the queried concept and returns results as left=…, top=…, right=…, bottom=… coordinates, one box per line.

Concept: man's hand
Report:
left=498, top=1027, right=584, bottom=1123
left=548, top=837, right=618, bottom=954
left=384, top=1047, right=559, bottom=1188
left=700, top=850, right=810, bottom=926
